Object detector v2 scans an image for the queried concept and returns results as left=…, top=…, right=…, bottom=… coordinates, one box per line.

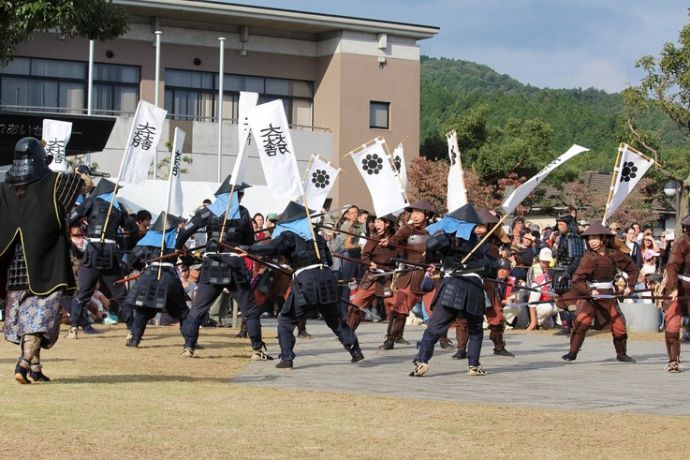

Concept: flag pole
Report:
left=460, top=213, right=510, bottom=265
left=157, top=133, right=179, bottom=280
left=344, top=137, right=380, bottom=158
left=217, top=37, right=226, bottom=182
left=297, top=154, right=321, bottom=261
left=302, top=192, right=322, bottom=263
left=602, top=143, right=624, bottom=225
left=625, top=143, right=678, bottom=179
left=302, top=154, right=316, bottom=186
left=86, top=39, right=94, bottom=166
left=153, top=30, right=162, bottom=180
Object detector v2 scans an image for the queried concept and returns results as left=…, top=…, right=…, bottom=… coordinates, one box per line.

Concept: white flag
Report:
left=392, top=142, right=408, bottom=191
left=230, top=91, right=259, bottom=186
left=248, top=99, right=304, bottom=201
left=604, top=144, right=654, bottom=223
left=502, top=144, right=589, bottom=215
left=120, top=100, right=167, bottom=185
left=42, top=119, right=72, bottom=172
left=350, top=137, right=409, bottom=216
left=303, top=155, right=339, bottom=212
left=164, top=127, right=185, bottom=217
left=446, top=131, right=468, bottom=212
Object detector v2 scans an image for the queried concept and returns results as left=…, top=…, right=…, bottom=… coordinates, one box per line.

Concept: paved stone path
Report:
left=235, top=320, right=690, bottom=416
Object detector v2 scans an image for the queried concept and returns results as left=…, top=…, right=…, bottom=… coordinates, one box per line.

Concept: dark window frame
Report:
left=370, top=101, right=390, bottom=129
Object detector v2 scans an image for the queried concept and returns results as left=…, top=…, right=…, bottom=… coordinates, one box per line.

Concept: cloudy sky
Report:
left=230, top=0, right=688, bottom=93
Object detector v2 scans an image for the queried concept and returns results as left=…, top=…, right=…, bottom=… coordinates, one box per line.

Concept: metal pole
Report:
left=217, top=37, right=226, bottom=183
left=86, top=39, right=94, bottom=165
left=153, top=30, right=162, bottom=180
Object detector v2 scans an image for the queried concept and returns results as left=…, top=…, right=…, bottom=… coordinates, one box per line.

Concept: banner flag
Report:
left=230, top=91, right=259, bottom=186
left=120, top=100, right=167, bottom=185
left=604, top=144, right=654, bottom=222
left=446, top=130, right=468, bottom=211
left=303, top=155, right=339, bottom=212
left=165, top=127, right=185, bottom=217
left=501, top=144, right=590, bottom=215
left=42, top=119, right=72, bottom=172
left=350, top=137, right=409, bottom=216
left=248, top=99, right=303, bottom=200
left=392, top=142, right=408, bottom=191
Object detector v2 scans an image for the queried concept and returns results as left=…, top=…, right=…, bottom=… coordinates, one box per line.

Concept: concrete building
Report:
left=1, top=0, right=438, bottom=211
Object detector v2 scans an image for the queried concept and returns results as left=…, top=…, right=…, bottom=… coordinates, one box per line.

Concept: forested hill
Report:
left=420, top=56, right=687, bottom=178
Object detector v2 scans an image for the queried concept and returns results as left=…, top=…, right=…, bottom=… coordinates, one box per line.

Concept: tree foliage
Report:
left=421, top=55, right=685, bottom=183
left=564, top=178, right=659, bottom=227
left=0, top=0, right=129, bottom=64
left=407, top=157, right=527, bottom=214
left=623, top=12, right=690, bottom=229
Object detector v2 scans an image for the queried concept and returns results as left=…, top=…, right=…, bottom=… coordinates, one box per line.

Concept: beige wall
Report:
left=13, top=32, right=423, bottom=214
left=315, top=53, right=420, bottom=211
left=15, top=33, right=319, bottom=107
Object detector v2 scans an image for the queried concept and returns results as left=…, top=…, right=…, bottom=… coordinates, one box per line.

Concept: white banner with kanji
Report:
left=164, top=127, right=185, bottom=217
left=446, top=130, right=468, bottom=212
left=248, top=99, right=304, bottom=201
left=392, top=142, right=408, bottom=191
left=350, top=137, right=408, bottom=216
left=604, top=144, right=654, bottom=222
left=42, top=119, right=72, bottom=172
left=230, top=91, right=259, bottom=186
left=120, top=100, right=167, bottom=185
left=302, top=155, right=339, bottom=212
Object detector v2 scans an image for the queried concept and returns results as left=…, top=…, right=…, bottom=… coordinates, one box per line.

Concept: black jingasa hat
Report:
left=150, top=213, right=184, bottom=232
left=447, top=203, right=483, bottom=224
left=215, top=175, right=251, bottom=195
left=277, top=201, right=316, bottom=224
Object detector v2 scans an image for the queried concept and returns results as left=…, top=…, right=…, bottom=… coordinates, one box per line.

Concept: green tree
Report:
left=0, top=0, right=129, bottom=64
left=623, top=12, right=690, bottom=231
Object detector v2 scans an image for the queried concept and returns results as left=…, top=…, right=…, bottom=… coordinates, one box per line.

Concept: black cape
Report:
left=0, top=172, right=75, bottom=295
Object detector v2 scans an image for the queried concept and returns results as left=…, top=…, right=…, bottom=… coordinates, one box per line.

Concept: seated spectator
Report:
left=526, top=248, right=558, bottom=330
left=496, top=258, right=522, bottom=328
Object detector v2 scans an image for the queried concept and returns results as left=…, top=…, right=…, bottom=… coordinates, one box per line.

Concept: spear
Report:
left=214, top=240, right=293, bottom=276
left=316, top=224, right=423, bottom=254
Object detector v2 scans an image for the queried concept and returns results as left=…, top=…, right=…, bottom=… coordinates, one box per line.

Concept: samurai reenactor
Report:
left=68, top=178, right=134, bottom=337
left=245, top=201, right=364, bottom=369
left=562, top=221, right=638, bottom=363
left=410, top=204, right=496, bottom=377
left=656, top=215, right=690, bottom=373
left=552, top=214, right=586, bottom=334
left=175, top=176, right=272, bottom=360
left=0, top=137, right=83, bottom=383
left=377, top=200, right=437, bottom=350
left=346, top=213, right=399, bottom=332
left=120, top=213, right=189, bottom=348
left=453, top=209, right=515, bottom=359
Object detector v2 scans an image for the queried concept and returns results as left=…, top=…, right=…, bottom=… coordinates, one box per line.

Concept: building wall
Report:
left=10, top=22, right=426, bottom=213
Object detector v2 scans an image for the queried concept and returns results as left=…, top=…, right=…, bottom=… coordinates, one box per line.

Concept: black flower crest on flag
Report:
left=393, top=156, right=402, bottom=172
left=620, top=161, right=638, bottom=182
left=311, top=169, right=330, bottom=188
left=448, top=144, right=457, bottom=166
left=362, top=153, right=384, bottom=175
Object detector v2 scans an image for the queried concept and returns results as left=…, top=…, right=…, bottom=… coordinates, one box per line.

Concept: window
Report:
left=370, top=101, right=389, bottom=129
left=93, top=63, right=140, bottom=115
left=166, top=68, right=314, bottom=126
left=165, top=69, right=216, bottom=121
left=0, top=57, right=140, bottom=115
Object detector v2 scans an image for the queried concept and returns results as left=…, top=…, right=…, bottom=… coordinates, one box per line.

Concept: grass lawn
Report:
left=0, top=323, right=685, bottom=459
